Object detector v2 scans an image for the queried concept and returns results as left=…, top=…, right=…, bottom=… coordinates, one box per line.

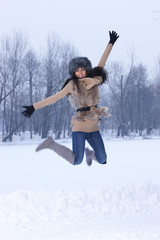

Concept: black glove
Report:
left=109, top=31, right=119, bottom=45
left=21, top=105, right=35, bottom=118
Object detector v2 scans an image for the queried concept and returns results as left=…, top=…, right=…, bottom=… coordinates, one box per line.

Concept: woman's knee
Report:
left=96, top=152, right=107, bottom=164
left=73, top=152, right=84, bottom=165
left=74, top=156, right=83, bottom=165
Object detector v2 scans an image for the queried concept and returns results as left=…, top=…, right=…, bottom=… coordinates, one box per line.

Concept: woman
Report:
left=22, top=30, right=119, bottom=166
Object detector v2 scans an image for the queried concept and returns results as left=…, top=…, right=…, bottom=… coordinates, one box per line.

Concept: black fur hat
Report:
left=69, top=57, right=92, bottom=76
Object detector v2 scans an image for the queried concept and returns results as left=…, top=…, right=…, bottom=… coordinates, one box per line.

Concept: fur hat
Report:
left=69, top=57, right=92, bottom=76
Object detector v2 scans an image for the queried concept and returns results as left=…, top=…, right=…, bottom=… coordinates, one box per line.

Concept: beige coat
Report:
left=33, top=44, right=113, bottom=132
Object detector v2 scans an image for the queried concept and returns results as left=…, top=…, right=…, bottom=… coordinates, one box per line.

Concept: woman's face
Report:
left=75, top=67, right=87, bottom=79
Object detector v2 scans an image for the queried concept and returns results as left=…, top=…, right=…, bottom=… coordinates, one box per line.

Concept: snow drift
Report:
left=0, top=183, right=160, bottom=240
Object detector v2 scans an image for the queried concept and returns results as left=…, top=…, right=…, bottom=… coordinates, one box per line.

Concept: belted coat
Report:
left=33, top=44, right=113, bottom=132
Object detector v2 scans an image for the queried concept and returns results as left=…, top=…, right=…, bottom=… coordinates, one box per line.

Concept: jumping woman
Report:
left=22, top=30, right=119, bottom=166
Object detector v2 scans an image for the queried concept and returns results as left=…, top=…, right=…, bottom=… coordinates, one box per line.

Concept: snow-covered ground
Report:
left=0, top=136, right=160, bottom=240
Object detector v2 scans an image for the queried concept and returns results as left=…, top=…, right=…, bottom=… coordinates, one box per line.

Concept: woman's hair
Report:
left=91, top=66, right=108, bottom=84
left=61, top=57, right=108, bottom=90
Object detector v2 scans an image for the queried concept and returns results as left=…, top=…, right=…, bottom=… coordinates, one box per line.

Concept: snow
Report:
left=0, top=136, right=160, bottom=240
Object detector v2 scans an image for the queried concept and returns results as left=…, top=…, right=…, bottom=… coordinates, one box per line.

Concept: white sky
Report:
left=0, top=0, right=160, bottom=75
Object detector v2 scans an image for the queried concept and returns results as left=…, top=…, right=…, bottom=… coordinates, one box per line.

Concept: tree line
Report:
left=0, top=32, right=160, bottom=142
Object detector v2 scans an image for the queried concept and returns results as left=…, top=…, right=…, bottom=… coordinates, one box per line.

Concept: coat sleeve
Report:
left=98, top=43, right=113, bottom=68
left=33, top=82, right=72, bottom=110
left=79, top=77, right=102, bottom=89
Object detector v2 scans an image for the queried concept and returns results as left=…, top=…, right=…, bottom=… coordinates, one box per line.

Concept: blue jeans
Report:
left=72, top=131, right=107, bottom=165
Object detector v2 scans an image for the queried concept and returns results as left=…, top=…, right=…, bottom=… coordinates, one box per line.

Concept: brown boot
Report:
left=36, top=136, right=75, bottom=165
left=85, top=148, right=97, bottom=166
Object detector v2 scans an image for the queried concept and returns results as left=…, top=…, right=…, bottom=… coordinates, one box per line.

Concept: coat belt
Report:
left=76, top=106, right=97, bottom=112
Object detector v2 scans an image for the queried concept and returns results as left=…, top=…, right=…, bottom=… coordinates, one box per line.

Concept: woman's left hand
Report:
left=108, top=30, right=119, bottom=45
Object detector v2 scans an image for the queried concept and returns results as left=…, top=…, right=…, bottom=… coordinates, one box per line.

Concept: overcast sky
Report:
left=0, top=0, right=159, bottom=74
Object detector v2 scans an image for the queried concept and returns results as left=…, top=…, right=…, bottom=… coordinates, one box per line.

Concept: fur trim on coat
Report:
left=69, top=80, right=110, bottom=123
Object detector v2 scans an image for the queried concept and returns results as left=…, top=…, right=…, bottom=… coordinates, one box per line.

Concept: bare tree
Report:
left=150, top=56, right=160, bottom=130
left=0, top=33, right=26, bottom=105
left=128, top=64, right=148, bottom=135
left=0, top=32, right=27, bottom=141
left=22, top=49, right=41, bottom=138
left=39, top=35, right=62, bottom=138
left=107, top=61, right=134, bottom=137
left=53, top=43, right=77, bottom=139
